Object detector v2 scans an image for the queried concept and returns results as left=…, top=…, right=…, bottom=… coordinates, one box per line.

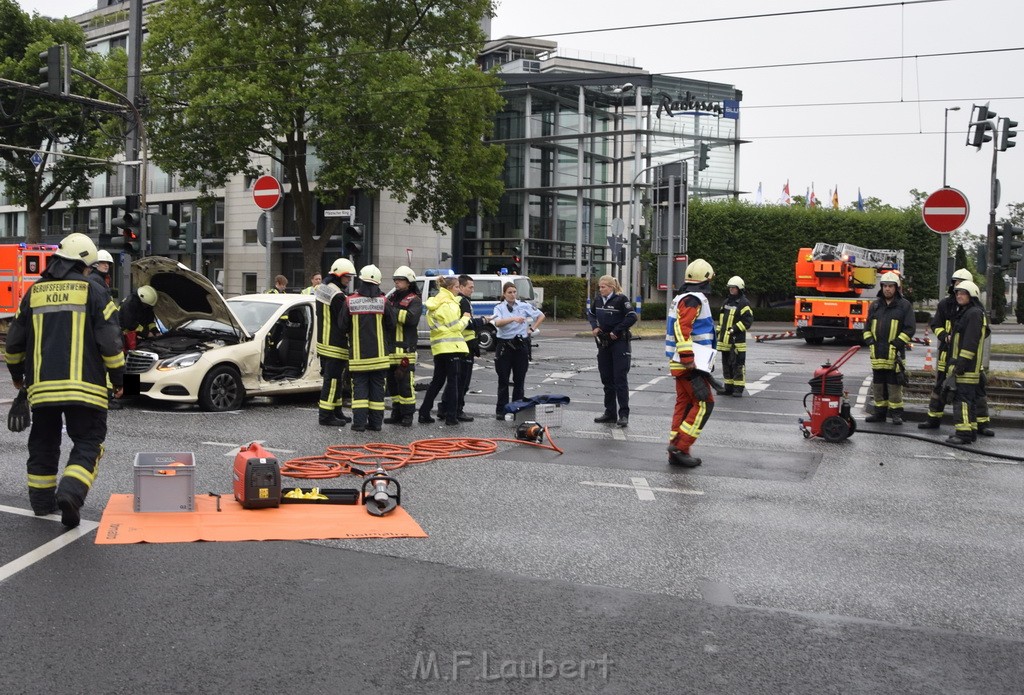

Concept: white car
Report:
left=124, top=257, right=322, bottom=411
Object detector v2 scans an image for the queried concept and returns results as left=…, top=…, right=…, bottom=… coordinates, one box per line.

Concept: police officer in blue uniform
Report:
left=588, top=275, right=637, bottom=427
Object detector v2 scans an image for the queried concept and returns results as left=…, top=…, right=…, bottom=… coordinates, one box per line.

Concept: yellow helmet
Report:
left=951, top=268, right=972, bottom=283
left=56, top=232, right=98, bottom=266
left=684, top=258, right=714, bottom=284
left=955, top=280, right=980, bottom=299
left=358, top=264, right=382, bottom=285
left=727, top=276, right=745, bottom=290
left=137, top=285, right=158, bottom=306
left=879, top=271, right=901, bottom=287
left=392, top=265, right=416, bottom=283
left=329, top=258, right=356, bottom=277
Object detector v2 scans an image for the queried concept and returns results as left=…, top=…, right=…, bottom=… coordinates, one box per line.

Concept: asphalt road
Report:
left=1, top=326, right=1023, bottom=694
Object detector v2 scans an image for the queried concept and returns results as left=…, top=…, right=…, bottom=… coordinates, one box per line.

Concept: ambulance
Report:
left=0, top=244, right=59, bottom=328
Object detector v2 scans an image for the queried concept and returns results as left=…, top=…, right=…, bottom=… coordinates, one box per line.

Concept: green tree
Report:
left=0, top=0, right=122, bottom=241
left=143, top=0, right=506, bottom=280
left=954, top=243, right=968, bottom=272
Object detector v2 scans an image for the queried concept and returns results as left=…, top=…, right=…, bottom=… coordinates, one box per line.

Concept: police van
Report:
left=412, top=270, right=537, bottom=351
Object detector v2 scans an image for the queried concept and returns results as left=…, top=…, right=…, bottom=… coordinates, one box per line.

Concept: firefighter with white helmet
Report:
left=863, top=269, right=915, bottom=425
left=384, top=266, right=422, bottom=426
left=91, top=249, right=115, bottom=288
left=4, top=232, right=124, bottom=527
left=715, top=275, right=754, bottom=397
left=919, top=269, right=994, bottom=436
left=337, top=264, right=393, bottom=431
left=119, top=284, right=159, bottom=350
left=666, top=258, right=717, bottom=468
left=314, top=257, right=357, bottom=426
left=943, top=280, right=988, bottom=444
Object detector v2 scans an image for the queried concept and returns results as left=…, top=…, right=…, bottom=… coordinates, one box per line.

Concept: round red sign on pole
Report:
left=252, top=175, right=282, bottom=211
left=922, top=187, right=969, bottom=234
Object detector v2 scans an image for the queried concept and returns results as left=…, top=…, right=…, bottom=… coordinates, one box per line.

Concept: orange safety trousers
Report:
left=669, top=370, right=715, bottom=453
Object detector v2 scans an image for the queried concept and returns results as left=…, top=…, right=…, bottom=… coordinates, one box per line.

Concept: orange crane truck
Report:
left=794, top=242, right=904, bottom=345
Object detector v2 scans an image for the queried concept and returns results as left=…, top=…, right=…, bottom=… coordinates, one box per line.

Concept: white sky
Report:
left=18, top=0, right=1024, bottom=237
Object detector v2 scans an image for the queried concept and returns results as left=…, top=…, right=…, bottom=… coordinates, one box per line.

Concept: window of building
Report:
left=243, top=228, right=257, bottom=244
left=62, top=211, right=73, bottom=231
left=242, top=273, right=257, bottom=294
left=88, top=208, right=101, bottom=231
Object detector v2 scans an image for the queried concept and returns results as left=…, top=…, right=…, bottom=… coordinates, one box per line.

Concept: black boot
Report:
left=917, top=418, right=941, bottom=430
left=667, top=445, right=702, bottom=468
left=383, top=410, right=402, bottom=424
left=56, top=492, right=81, bottom=529
left=865, top=409, right=888, bottom=423
left=594, top=412, right=616, bottom=423
left=319, top=412, right=347, bottom=427
left=977, top=424, right=996, bottom=437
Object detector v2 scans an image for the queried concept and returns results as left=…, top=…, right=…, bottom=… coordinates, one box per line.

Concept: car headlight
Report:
left=156, top=352, right=203, bottom=371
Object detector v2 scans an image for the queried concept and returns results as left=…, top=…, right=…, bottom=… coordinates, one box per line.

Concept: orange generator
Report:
left=233, top=441, right=282, bottom=509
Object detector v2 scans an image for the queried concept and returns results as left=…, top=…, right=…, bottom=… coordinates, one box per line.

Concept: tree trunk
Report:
left=26, top=204, right=43, bottom=244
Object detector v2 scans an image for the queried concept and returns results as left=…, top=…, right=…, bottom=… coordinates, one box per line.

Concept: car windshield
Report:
left=175, top=318, right=237, bottom=335
left=225, top=299, right=281, bottom=333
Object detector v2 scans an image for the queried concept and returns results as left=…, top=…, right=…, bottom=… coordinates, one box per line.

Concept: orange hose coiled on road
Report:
left=279, top=428, right=563, bottom=479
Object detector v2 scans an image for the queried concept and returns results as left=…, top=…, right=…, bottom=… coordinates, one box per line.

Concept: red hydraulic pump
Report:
left=799, top=345, right=860, bottom=442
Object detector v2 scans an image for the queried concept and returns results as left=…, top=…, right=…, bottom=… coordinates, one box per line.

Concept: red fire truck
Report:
left=1, top=243, right=59, bottom=332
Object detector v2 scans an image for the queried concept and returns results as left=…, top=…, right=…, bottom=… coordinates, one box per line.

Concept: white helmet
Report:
left=951, top=268, right=972, bottom=283
left=329, top=257, right=356, bottom=277
left=879, top=271, right=901, bottom=287
left=392, top=265, right=416, bottom=283
left=684, top=258, right=714, bottom=284
left=956, top=280, right=980, bottom=299
left=359, top=264, right=382, bottom=285
left=56, top=232, right=98, bottom=266
left=137, top=285, right=158, bottom=306
left=93, top=249, right=114, bottom=265
left=727, top=276, right=745, bottom=290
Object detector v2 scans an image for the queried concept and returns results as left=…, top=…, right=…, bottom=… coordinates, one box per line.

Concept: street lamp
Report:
left=943, top=105, right=960, bottom=187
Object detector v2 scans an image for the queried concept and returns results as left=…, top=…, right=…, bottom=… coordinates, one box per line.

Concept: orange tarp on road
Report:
left=95, top=493, right=427, bottom=545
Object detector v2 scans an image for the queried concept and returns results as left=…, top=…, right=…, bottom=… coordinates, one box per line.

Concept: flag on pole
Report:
left=856, top=188, right=865, bottom=212
left=781, top=180, right=791, bottom=205
left=809, top=183, right=818, bottom=209
left=805, top=187, right=810, bottom=208
left=832, top=185, right=839, bottom=210
left=755, top=182, right=763, bottom=206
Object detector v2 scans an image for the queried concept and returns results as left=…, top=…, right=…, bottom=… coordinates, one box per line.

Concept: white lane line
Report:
left=856, top=375, right=872, bottom=411
left=744, top=371, right=782, bottom=395
left=581, top=481, right=704, bottom=496
left=611, top=427, right=627, bottom=441
left=0, top=505, right=98, bottom=583
left=632, top=375, right=669, bottom=394
left=630, top=477, right=656, bottom=500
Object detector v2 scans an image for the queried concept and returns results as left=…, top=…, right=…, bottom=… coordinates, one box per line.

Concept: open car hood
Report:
left=130, top=256, right=251, bottom=339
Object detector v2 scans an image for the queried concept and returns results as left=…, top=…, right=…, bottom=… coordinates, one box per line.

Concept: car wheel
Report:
left=198, top=364, right=245, bottom=411
left=478, top=326, right=497, bottom=352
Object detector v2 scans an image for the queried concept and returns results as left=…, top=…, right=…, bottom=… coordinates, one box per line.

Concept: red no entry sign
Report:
left=922, top=187, right=969, bottom=234
left=252, top=175, right=282, bottom=211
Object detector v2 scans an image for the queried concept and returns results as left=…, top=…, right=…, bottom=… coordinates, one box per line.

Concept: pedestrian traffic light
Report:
left=38, top=45, right=61, bottom=95
left=967, top=103, right=997, bottom=149
left=696, top=142, right=710, bottom=171
left=111, top=195, right=142, bottom=255
left=998, top=117, right=1018, bottom=152
left=996, top=221, right=1024, bottom=268
left=510, top=245, right=521, bottom=274
left=344, top=223, right=364, bottom=257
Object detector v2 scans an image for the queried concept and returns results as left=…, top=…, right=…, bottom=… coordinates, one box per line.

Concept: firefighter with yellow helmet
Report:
left=715, top=275, right=754, bottom=397
left=863, top=270, right=915, bottom=425
left=4, top=233, right=125, bottom=528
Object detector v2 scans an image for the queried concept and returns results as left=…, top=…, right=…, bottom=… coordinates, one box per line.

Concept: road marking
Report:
left=630, top=477, right=656, bottom=500
left=0, top=505, right=98, bottom=583
left=744, top=371, right=781, bottom=395
left=611, top=428, right=627, bottom=441
left=631, top=375, right=669, bottom=394
left=581, top=480, right=704, bottom=496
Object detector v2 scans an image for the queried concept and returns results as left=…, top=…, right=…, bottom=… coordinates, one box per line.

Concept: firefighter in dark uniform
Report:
left=863, top=271, right=915, bottom=425
left=920, top=268, right=995, bottom=436
left=315, top=257, right=356, bottom=427
left=944, top=280, right=986, bottom=444
left=4, top=233, right=125, bottom=528
left=384, top=266, right=423, bottom=427
left=119, top=284, right=158, bottom=350
left=339, top=264, right=393, bottom=432
left=715, top=275, right=754, bottom=397
left=588, top=274, right=637, bottom=427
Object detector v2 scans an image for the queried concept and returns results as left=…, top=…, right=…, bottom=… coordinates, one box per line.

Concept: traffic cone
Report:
left=923, top=345, right=934, bottom=372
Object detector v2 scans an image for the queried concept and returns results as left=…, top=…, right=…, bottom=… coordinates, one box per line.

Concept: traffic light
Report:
left=38, top=46, right=61, bottom=95
left=998, top=117, right=1018, bottom=152
left=111, top=195, right=142, bottom=255
left=510, top=245, right=521, bottom=274
left=967, top=103, right=997, bottom=148
left=184, top=221, right=198, bottom=254
left=995, top=221, right=1024, bottom=268
left=696, top=142, right=710, bottom=171
left=344, top=223, right=364, bottom=258
left=148, top=214, right=181, bottom=254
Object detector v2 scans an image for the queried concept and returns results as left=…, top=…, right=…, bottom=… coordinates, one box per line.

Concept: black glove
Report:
left=941, top=374, right=957, bottom=404
left=8, top=388, right=30, bottom=433
left=891, top=337, right=906, bottom=351
left=691, top=374, right=711, bottom=401
left=863, top=336, right=875, bottom=347
left=954, top=357, right=968, bottom=376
